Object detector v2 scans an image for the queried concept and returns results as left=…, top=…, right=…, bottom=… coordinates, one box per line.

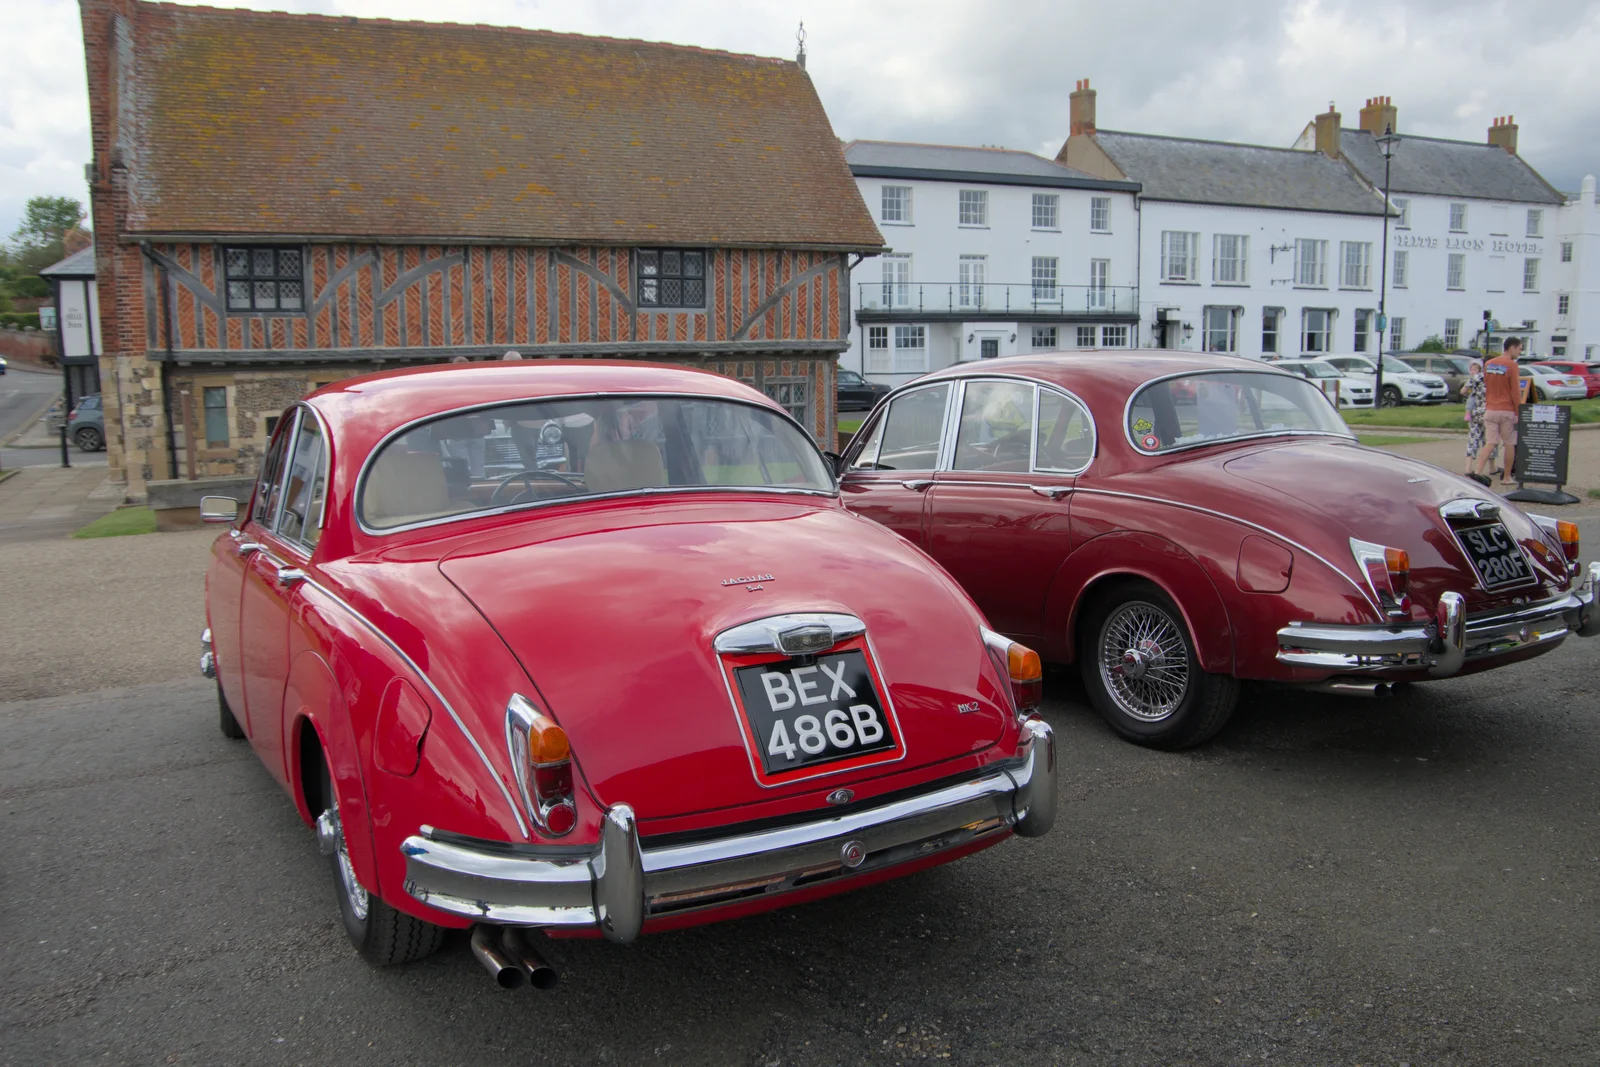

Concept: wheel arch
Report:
left=1045, top=530, right=1235, bottom=675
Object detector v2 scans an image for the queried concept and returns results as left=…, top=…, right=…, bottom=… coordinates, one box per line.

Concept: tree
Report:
left=7, top=195, right=85, bottom=274
left=1414, top=335, right=1450, bottom=353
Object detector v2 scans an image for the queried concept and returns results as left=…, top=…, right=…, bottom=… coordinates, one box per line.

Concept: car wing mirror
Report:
left=821, top=450, right=844, bottom=478
left=200, top=495, right=239, bottom=524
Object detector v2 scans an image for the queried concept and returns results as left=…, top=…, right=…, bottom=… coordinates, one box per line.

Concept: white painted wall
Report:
left=1135, top=200, right=1389, bottom=359
left=844, top=175, right=1139, bottom=386
left=1548, top=175, right=1599, bottom=362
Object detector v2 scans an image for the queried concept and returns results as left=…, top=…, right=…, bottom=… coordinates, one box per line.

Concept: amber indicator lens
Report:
left=1384, top=547, right=1411, bottom=598
left=1556, top=520, right=1580, bottom=561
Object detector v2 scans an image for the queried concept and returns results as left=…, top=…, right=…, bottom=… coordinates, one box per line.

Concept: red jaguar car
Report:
left=839, top=352, right=1598, bottom=749
left=198, top=361, right=1056, bottom=986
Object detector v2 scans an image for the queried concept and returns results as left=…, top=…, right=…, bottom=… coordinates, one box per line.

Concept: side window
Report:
left=848, top=413, right=887, bottom=470
left=953, top=381, right=1035, bottom=472
left=1035, top=389, right=1095, bottom=472
left=277, top=415, right=326, bottom=548
left=873, top=385, right=950, bottom=471
left=251, top=412, right=297, bottom=529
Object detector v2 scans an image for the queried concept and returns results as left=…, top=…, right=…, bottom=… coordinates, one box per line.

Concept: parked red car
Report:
left=839, top=352, right=1598, bottom=749
left=198, top=362, right=1055, bottom=985
left=1533, top=361, right=1600, bottom=398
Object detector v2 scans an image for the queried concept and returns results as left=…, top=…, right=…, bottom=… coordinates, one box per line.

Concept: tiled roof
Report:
left=844, top=140, right=1138, bottom=191
left=1338, top=129, right=1565, bottom=205
left=116, top=3, right=883, bottom=250
left=1092, top=130, right=1387, bottom=215
left=38, top=247, right=97, bottom=278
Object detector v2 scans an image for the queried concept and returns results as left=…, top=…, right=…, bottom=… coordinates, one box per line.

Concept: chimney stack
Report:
left=1358, top=96, right=1397, bottom=136
left=1488, top=115, right=1518, bottom=154
left=1070, top=78, right=1097, bottom=138
left=1314, top=102, right=1342, bottom=159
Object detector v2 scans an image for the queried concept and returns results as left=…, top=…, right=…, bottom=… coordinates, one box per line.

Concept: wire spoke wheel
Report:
left=1098, top=600, right=1191, bottom=722
left=331, top=809, right=370, bottom=922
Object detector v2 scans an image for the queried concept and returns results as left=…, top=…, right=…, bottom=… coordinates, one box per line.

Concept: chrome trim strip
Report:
left=298, top=575, right=530, bottom=839
left=353, top=391, right=838, bottom=537
left=1068, top=486, right=1382, bottom=614
left=713, top=613, right=867, bottom=655
left=1119, top=366, right=1355, bottom=457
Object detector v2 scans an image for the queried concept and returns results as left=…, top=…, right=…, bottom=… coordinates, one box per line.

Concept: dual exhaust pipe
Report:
left=469, top=925, right=559, bottom=990
left=1310, top=679, right=1394, bottom=698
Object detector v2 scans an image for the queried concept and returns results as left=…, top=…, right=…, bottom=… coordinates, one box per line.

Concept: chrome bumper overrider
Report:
left=1277, top=563, right=1600, bottom=676
left=402, top=719, right=1056, bottom=942
left=200, top=628, right=216, bottom=679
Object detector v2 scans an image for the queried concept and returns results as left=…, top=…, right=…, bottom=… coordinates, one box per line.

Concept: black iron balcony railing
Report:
left=858, top=282, right=1137, bottom=316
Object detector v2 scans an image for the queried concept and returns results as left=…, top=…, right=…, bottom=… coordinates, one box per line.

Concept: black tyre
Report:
left=1380, top=385, right=1402, bottom=408
left=319, top=765, right=446, bottom=966
left=218, top=681, right=246, bottom=739
left=74, top=426, right=103, bottom=451
left=1079, top=581, right=1239, bottom=750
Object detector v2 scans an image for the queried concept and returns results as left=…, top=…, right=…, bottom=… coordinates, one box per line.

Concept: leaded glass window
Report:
left=637, top=249, right=707, bottom=308
left=224, top=247, right=304, bottom=312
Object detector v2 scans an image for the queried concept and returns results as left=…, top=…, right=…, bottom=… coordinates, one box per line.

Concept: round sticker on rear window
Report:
left=1141, top=433, right=1160, bottom=450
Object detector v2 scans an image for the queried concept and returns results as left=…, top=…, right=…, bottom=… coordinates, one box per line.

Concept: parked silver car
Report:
left=1274, top=358, right=1375, bottom=408
left=65, top=394, right=105, bottom=451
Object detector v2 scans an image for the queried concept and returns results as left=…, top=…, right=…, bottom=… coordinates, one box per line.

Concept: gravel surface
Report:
left=0, top=528, right=212, bottom=701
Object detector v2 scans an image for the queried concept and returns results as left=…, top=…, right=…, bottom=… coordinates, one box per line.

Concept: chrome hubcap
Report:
left=1100, top=602, right=1190, bottom=722
left=325, top=807, right=369, bottom=920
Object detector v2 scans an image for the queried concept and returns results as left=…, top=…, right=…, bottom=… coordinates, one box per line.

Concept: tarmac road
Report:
left=3, top=625, right=1599, bottom=1064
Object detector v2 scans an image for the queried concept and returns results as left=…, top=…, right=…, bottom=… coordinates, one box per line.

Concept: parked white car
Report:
left=1274, top=359, right=1375, bottom=408
left=1325, top=354, right=1449, bottom=407
left=1519, top=363, right=1587, bottom=401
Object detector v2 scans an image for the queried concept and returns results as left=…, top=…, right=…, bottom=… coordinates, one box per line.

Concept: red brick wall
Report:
left=141, top=244, right=847, bottom=355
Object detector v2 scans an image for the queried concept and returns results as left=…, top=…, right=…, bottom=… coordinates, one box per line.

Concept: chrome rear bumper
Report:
left=1276, top=563, right=1599, bottom=676
left=402, top=719, right=1056, bottom=942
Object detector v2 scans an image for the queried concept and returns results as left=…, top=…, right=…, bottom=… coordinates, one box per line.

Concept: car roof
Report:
left=914, top=350, right=1283, bottom=392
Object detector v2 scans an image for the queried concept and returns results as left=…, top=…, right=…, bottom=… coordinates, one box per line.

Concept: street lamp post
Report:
left=1374, top=125, right=1400, bottom=408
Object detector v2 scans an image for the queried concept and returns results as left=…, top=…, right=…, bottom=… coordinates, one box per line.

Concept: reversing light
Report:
left=982, top=628, right=1044, bottom=715
left=506, top=694, right=577, bottom=837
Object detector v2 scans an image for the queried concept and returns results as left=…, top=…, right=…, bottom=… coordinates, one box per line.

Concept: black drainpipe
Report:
left=140, top=242, right=180, bottom=480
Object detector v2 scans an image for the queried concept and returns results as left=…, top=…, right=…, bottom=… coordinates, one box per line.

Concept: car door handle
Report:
left=273, top=564, right=307, bottom=587
left=1030, top=485, right=1072, bottom=500
left=901, top=479, right=934, bottom=491
left=235, top=541, right=263, bottom=557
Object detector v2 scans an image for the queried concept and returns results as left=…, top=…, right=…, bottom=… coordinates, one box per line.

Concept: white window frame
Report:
left=881, top=185, right=913, bottom=225
left=1526, top=209, right=1543, bottom=238
left=1161, top=231, right=1198, bottom=282
left=865, top=325, right=890, bottom=372
left=1449, top=202, right=1468, bottom=232
left=1295, top=239, right=1328, bottom=287
left=958, top=255, right=987, bottom=308
left=958, top=189, right=988, bottom=227
left=1561, top=241, right=1574, bottom=263
left=1202, top=306, right=1237, bottom=353
left=880, top=254, right=911, bottom=309
left=1393, top=249, right=1409, bottom=289
left=1557, top=294, right=1570, bottom=317
left=1212, top=234, right=1249, bottom=285
left=1032, top=193, right=1060, bottom=230
left=1353, top=309, right=1372, bottom=354
left=892, top=324, right=927, bottom=373
left=1031, top=326, right=1058, bottom=349
left=1088, top=258, right=1110, bottom=309
left=1392, top=197, right=1410, bottom=229
left=1262, top=307, right=1282, bottom=355
left=1301, top=308, right=1333, bottom=353
left=1031, top=256, right=1059, bottom=302
left=1523, top=257, right=1540, bottom=292
left=1089, top=196, right=1111, bottom=233
left=1340, top=241, right=1372, bottom=289
left=1447, top=253, right=1465, bottom=290
left=1075, top=325, right=1096, bottom=348
left=1389, top=317, right=1406, bottom=351
left=1443, top=318, right=1461, bottom=348
left=1100, top=324, right=1129, bottom=347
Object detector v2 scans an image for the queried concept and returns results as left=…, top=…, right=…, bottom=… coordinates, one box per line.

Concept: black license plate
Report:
left=1455, top=522, right=1535, bottom=590
left=735, top=650, right=895, bottom=777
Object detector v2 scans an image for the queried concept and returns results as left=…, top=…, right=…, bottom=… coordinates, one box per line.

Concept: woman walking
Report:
left=1463, top=359, right=1488, bottom=483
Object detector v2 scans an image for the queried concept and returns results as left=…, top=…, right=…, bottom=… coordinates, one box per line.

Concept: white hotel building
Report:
left=842, top=141, right=1140, bottom=386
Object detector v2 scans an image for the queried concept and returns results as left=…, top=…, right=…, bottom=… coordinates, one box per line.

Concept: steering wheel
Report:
left=489, top=469, right=582, bottom=506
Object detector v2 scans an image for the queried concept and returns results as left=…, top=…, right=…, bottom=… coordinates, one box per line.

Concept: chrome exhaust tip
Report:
left=502, top=927, right=560, bottom=990
left=470, top=925, right=527, bottom=990
left=1312, top=679, right=1394, bottom=698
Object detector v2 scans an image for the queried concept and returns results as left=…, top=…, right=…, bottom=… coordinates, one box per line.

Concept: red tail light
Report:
left=982, top=628, right=1044, bottom=715
left=506, top=694, right=577, bottom=837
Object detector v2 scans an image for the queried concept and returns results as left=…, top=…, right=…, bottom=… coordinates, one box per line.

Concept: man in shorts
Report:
left=1472, top=338, right=1527, bottom=486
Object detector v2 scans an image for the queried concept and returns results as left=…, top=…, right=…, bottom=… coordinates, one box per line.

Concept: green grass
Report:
left=72, top=506, right=157, bottom=539
left=1589, top=489, right=1600, bottom=501
left=1356, top=433, right=1433, bottom=446
left=1343, top=397, right=1600, bottom=428
left=837, top=416, right=865, bottom=434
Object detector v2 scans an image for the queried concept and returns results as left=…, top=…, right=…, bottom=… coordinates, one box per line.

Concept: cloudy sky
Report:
left=4, top=0, right=1598, bottom=241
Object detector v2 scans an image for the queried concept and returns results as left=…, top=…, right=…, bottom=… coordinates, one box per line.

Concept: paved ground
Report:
left=0, top=464, right=121, bottom=545
left=1374, top=425, right=1600, bottom=502
left=2, top=528, right=1598, bottom=1065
